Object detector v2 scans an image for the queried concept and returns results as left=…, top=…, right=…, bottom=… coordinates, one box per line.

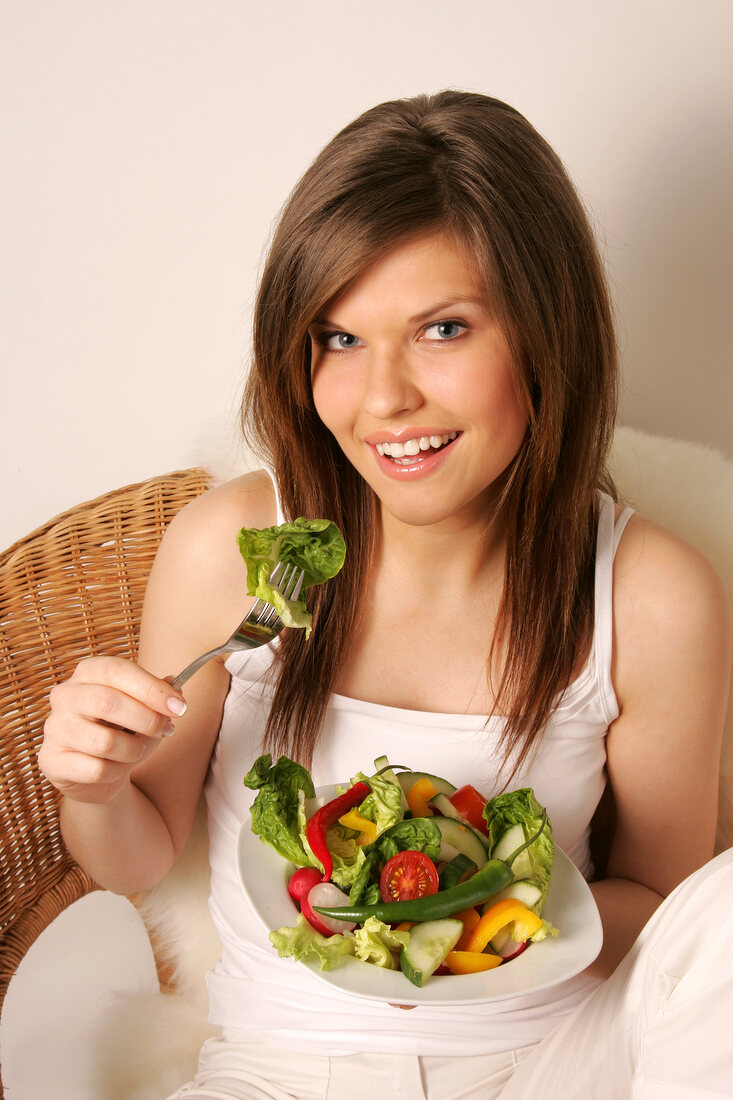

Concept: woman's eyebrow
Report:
left=408, top=297, right=485, bottom=325
left=311, top=297, right=486, bottom=331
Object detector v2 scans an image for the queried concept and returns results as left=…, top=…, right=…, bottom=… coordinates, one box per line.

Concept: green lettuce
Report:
left=269, top=914, right=410, bottom=973
left=269, top=915, right=357, bottom=970
left=236, top=518, right=346, bottom=637
left=350, top=770, right=404, bottom=835
left=372, top=816, right=443, bottom=865
left=244, top=754, right=316, bottom=867
left=352, top=917, right=410, bottom=969
left=348, top=848, right=383, bottom=906
left=483, top=788, right=554, bottom=914
left=529, top=919, right=559, bottom=943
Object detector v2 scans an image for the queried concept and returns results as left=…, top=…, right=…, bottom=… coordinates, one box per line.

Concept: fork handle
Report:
left=170, top=645, right=231, bottom=691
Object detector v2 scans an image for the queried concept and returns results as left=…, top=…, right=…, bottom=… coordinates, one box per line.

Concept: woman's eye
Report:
left=423, top=320, right=466, bottom=341
left=320, top=331, right=363, bottom=352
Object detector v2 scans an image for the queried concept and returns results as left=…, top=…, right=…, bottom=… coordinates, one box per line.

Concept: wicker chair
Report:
left=0, top=467, right=210, bottom=1099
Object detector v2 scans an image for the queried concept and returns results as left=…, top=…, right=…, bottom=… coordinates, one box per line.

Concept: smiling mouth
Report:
left=374, top=432, right=459, bottom=465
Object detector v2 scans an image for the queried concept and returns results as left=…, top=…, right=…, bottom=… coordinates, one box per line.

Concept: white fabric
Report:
left=166, top=1041, right=528, bottom=1099
left=498, top=845, right=733, bottom=1099
left=202, top=492, right=632, bottom=1056
left=170, top=849, right=733, bottom=1098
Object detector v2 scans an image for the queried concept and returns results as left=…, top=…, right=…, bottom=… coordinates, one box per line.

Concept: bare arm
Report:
left=40, top=471, right=276, bottom=894
left=588, top=515, right=731, bottom=976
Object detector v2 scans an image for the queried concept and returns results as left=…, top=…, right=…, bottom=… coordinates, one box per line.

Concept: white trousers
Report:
left=169, top=848, right=733, bottom=1100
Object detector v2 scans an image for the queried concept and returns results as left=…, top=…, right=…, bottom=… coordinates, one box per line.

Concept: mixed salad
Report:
left=243, top=754, right=558, bottom=988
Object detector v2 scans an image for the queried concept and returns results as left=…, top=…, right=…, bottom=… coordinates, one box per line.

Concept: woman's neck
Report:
left=375, top=504, right=508, bottom=595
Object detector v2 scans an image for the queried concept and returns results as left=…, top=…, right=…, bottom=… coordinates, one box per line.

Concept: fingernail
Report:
left=162, top=721, right=176, bottom=738
left=167, top=696, right=187, bottom=716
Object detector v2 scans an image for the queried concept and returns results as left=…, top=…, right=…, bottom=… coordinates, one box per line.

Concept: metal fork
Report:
left=170, top=562, right=305, bottom=690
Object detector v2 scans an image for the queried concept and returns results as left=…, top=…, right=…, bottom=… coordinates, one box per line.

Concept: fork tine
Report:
left=289, top=569, right=305, bottom=602
left=279, top=563, right=302, bottom=600
left=244, top=562, right=287, bottom=624
left=256, top=564, right=306, bottom=628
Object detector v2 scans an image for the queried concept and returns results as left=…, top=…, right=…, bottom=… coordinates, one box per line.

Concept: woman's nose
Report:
left=361, top=347, right=422, bottom=420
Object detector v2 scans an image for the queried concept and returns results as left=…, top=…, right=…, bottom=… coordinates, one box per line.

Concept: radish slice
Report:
left=302, top=882, right=357, bottom=936
left=495, top=936, right=528, bottom=961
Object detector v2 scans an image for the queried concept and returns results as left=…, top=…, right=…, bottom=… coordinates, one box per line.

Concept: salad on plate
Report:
left=242, top=754, right=559, bottom=989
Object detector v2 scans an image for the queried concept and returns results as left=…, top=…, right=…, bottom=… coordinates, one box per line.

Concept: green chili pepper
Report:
left=315, top=812, right=547, bottom=925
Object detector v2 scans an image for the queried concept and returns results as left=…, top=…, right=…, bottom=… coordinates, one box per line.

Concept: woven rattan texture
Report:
left=0, top=468, right=209, bottom=1079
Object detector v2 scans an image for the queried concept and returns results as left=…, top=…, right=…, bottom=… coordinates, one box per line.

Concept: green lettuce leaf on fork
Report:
left=236, top=518, right=346, bottom=638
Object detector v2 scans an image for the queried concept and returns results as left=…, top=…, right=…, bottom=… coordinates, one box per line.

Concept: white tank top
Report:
left=203, top=491, right=633, bottom=1055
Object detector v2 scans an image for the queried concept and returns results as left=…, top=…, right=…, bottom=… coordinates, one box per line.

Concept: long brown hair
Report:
left=242, top=91, right=618, bottom=771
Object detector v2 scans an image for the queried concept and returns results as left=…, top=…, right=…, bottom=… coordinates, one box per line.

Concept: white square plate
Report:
left=236, top=785, right=603, bottom=1006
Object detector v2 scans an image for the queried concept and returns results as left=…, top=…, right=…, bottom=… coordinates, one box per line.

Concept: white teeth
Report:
left=377, top=432, right=458, bottom=458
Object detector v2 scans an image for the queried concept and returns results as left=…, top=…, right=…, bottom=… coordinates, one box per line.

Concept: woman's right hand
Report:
left=39, top=655, right=188, bottom=805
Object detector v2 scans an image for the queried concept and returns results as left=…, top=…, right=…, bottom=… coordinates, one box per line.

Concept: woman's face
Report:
left=309, top=233, right=528, bottom=531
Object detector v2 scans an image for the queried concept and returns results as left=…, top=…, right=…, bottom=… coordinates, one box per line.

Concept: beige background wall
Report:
left=2, top=0, right=731, bottom=550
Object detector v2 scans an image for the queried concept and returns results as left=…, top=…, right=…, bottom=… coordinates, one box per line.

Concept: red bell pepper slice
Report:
left=449, top=784, right=490, bottom=836
left=305, top=781, right=370, bottom=880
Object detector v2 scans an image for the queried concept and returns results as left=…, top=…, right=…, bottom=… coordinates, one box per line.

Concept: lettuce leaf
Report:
left=325, top=824, right=367, bottom=889
left=529, top=918, right=559, bottom=943
left=244, top=754, right=316, bottom=867
left=483, top=788, right=554, bottom=914
left=352, top=917, right=410, bottom=969
left=236, top=518, right=346, bottom=637
left=269, top=915, right=356, bottom=969
left=269, top=915, right=410, bottom=973
left=351, top=770, right=404, bottom=835
left=373, top=816, right=443, bottom=865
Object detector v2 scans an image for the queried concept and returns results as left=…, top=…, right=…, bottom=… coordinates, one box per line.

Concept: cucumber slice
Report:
left=439, top=853, right=476, bottom=891
left=480, top=879, right=543, bottom=913
left=429, top=793, right=490, bottom=850
left=491, top=823, right=525, bottom=861
left=434, top=816, right=488, bottom=869
left=400, top=919, right=463, bottom=987
left=397, top=771, right=457, bottom=797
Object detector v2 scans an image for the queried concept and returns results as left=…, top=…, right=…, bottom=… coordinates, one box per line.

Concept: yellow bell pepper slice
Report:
left=406, top=776, right=438, bottom=818
left=444, top=950, right=502, bottom=974
left=464, top=897, right=542, bottom=953
left=337, top=808, right=377, bottom=846
left=455, top=907, right=481, bottom=950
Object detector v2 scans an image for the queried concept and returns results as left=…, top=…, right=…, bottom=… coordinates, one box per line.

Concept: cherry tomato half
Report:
left=380, top=850, right=440, bottom=903
left=449, top=785, right=490, bottom=836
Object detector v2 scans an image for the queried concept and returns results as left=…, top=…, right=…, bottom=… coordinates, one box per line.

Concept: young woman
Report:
left=39, top=92, right=731, bottom=1099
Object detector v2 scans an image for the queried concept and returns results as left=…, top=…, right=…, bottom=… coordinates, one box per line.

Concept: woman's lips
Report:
left=375, top=431, right=459, bottom=459
left=369, top=431, right=462, bottom=476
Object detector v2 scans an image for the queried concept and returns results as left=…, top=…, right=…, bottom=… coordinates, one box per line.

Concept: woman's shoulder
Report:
left=160, top=468, right=277, bottom=559
left=614, top=510, right=726, bottom=616
left=143, top=469, right=278, bottom=629
left=612, top=510, right=730, bottom=701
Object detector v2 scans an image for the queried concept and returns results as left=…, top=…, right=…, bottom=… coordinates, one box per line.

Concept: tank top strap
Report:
left=593, top=493, right=634, bottom=724
left=264, top=464, right=286, bottom=524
